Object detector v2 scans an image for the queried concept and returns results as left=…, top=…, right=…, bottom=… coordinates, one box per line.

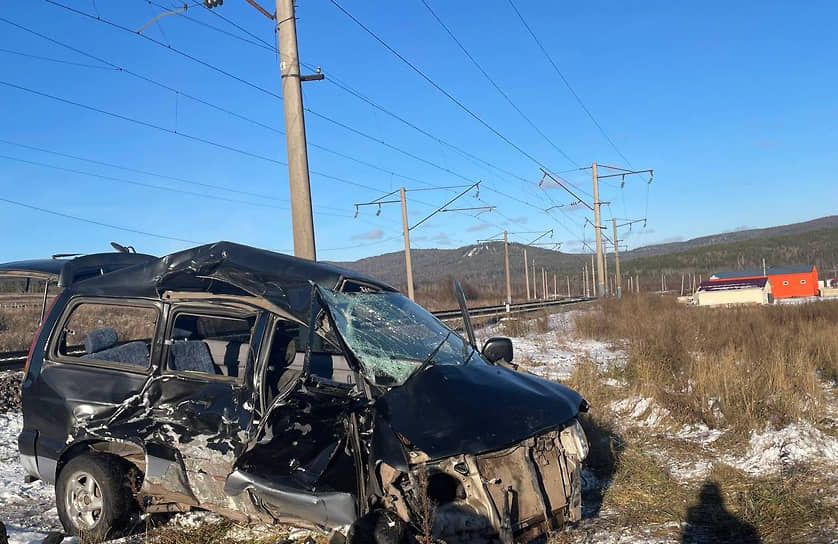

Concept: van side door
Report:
left=138, top=304, right=267, bottom=512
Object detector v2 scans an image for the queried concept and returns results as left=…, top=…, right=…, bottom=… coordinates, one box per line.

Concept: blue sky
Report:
left=0, top=0, right=836, bottom=262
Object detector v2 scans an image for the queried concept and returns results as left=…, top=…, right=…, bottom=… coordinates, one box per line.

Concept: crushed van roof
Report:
left=70, top=241, right=395, bottom=321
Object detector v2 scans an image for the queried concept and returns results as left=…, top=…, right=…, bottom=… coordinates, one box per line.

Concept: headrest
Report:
left=85, top=327, right=118, bottom=354
left=285, top=338, right=297, bottom=365
left=171, top=327, right=192, bottom=340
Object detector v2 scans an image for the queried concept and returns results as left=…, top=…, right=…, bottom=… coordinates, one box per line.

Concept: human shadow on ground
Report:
left=681, top=481, right=761, bottom=544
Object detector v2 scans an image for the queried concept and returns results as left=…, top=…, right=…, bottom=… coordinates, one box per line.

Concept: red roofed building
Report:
left=709, top=265, right=818, bottom=299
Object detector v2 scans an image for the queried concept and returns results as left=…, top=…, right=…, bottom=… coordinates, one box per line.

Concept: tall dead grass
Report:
left=575, top=295, right=837, bottom=435
left=0, top=306, right=42, bottom=352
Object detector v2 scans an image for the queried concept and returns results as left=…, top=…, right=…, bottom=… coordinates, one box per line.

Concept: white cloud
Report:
left=350, top=228, right=384, bottom=241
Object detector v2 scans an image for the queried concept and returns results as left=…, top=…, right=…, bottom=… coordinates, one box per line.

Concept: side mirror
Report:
left=482, top=337, right=513, bottom=364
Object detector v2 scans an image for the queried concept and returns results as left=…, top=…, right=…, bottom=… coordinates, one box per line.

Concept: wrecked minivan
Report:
left=14, top=242, right=589, bottom=543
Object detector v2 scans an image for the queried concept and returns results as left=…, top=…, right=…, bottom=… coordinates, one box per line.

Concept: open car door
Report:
left=224, top=292, right=365, bottom=529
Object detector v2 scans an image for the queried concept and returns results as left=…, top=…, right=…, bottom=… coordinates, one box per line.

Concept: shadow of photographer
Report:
left=681, top=481, right=761, bottom=544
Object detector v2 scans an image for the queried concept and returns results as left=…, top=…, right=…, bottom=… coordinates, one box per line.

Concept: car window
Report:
left=58, top=302, right=158, bottom=367
left=166, top=313, right=256, bottom=379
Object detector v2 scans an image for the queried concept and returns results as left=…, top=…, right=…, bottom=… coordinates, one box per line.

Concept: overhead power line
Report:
left=0, top=138, right=283, bottom=202
left=506, top=0, right=632, bottom=166
left=0, top=153, right=290, bottom=210
left=0, top=46, right=117, bottom=70
left=0, top=16, right=447, bottom=192
left=418, top=0, right=577, bottom=167
left=43, top=0, right=284, bottom=100
left=26, top=2, right=575, bottom=240
left=327, top=0, right=572, bottom=170
left=0, top=195, right=200, bottom=244
left=22, top=6, right=562, bottom=212
left=0, top=79, right=392, bottom=196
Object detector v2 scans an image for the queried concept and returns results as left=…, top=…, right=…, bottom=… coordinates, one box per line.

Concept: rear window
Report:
left=58, top=302, right=158, bottom=368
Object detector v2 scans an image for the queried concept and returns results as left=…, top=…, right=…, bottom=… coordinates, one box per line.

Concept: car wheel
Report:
left=55, top=453, right=137, bottom=541
left=347, top=510, right=411, bottom=544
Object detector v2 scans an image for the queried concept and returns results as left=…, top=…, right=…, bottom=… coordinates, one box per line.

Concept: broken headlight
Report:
left=559, top=419, right=589, bottom=461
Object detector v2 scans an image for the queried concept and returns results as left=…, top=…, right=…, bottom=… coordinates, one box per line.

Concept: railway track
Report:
left=0, top=350, right=28, bottom=370
left=0, top=298, right=593, bottom=371
left=432, top=296, right=592, bottom=321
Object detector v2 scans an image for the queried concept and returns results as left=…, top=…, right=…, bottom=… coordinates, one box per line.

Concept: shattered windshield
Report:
left=320, top=289, right=473, bottom=387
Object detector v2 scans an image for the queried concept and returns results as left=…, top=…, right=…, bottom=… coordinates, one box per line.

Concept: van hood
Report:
left=375, top=360, right=584, bottom=461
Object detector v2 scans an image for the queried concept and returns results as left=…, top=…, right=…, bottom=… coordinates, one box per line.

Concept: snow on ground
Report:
left=611, top=395, right=672, bottom=428
left=2, top=304, right=836, bottom=543
left=479, top=311, right=625, bottom=381
left=0, top=411, right=67, bottom=544
left=725, top=421, right=838, bottom=476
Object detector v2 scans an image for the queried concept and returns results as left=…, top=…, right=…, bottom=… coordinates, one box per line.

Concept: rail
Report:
left=0, top=350, right=28, bottom=370
left=432, top=297, right=592, bottom=321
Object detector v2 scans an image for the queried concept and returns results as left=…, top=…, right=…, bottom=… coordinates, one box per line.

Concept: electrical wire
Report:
left=25, top=6, right=564, bottom=215
left=506, top=0, right=632, bottom=166
left=0, top=195, right=200, bottom=244
left=43, top=0, right=284, bottom=101
left=0, top=153, right=289, bottom=210
left=419, top=0, right=577, bottom=167
left=0, top=138, right=283, bottom=202
left=0, top=79, right=396, bottom=197
left=0, top=46, right=117, bottom=70
left=32, top=1, right=593, bottom=245
left=327, top=0, right=569, bottom=172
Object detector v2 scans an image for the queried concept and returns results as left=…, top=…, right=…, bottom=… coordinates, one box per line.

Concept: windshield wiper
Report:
left=415, top=330, right=452, bottom=376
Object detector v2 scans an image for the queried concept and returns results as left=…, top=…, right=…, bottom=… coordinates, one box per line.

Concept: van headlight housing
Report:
left=559, top=419, right=589, bottom=461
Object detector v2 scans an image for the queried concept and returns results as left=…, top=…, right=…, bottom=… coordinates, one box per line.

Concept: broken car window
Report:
left=166, top=313, right=256, bottom=378
left=58, top=302, right=158, bottom=367
left=320, top=289, right=473, bottom=386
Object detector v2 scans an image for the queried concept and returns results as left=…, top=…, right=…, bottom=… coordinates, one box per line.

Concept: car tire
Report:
left=347, top=510, right=411, bottom=544
left=55, top=453, right=137, bottom=541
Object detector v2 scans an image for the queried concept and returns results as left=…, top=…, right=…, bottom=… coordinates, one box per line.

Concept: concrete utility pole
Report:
left=504, top=231, right=512, bottom=308
left=604, top=250, right=609, bottom=296
left=399, top=187, right=415, bottom=300
left=542, top=267, right=547, bottom=300
left=584, top=264, right=589, bottom=297
left=524, top=248, right=530, bottom=300
left=591, top=253, right=597, bottom=297
left=592, top=162, right=606, bottom=297
left=612, top=218, right=622, bottom=298
left=276, top=0, right=316, bottom=260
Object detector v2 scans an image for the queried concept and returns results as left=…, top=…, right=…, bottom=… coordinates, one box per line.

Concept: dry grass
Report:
left=563, top=303, right=838, bottom=543
left=0, top=305, right=42, bottom=352
left=604, top=448, right=690, bottom=525
left=574, top=295, right=837, bottom=435
left=566, top=360, right=624, bottom=481
left=141, top=519, right=326, bottom=544
left=706, top=464, right=838, bottom=544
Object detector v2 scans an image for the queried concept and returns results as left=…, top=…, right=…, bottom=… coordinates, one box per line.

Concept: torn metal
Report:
left=13, top=241, right=589, bottom=542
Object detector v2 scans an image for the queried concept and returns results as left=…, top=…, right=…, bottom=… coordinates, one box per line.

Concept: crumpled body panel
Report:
left=377, top=361, right=584, bottom=460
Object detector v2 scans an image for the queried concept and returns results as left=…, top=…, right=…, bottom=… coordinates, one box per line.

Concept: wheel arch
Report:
left=57, top=437, right=147, bottom=481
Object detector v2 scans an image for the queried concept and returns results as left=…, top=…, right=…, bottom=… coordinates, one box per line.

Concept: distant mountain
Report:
left=623, top=216, right=838, bottom=259
left=333, top=216, right=838, bottom=294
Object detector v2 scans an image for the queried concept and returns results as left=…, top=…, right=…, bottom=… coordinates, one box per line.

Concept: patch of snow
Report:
left=725, top=422, right=838, bottom=475
left=0, top=412, right=68, bottom=543
left=478, top=311, right=626, bottom=381
left=674, top=423, right=723, bottom=446
left=610, top=395, right=671, bottom=428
